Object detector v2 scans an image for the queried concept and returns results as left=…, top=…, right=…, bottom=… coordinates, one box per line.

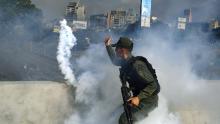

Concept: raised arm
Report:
left=104, top=36, right=121, bottom=66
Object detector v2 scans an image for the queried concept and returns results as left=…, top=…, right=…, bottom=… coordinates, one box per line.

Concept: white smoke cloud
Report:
left=75, top=71, right=100, bottom=104
left=60, top=43, right=121, bottom=124
left=137, top=96, right=181, bottom=124
left=57, top=19, right=77, bottom=85
left=61, top=42, right=183, bottom=124
left=57, top=21, right=218, bottom=124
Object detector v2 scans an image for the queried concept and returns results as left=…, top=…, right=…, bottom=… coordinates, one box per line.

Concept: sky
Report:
left=31, top=0, right=220, bottom=23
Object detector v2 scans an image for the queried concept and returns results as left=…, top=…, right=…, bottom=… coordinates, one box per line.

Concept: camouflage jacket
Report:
left=106, top=46, right=160, bottom=100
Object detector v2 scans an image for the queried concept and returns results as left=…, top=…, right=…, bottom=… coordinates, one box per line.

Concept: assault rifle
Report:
left=119, top=68, right=133, bottom=124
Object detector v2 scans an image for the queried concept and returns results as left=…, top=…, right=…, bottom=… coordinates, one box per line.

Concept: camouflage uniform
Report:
left=106, top=37, right=160, bottom=124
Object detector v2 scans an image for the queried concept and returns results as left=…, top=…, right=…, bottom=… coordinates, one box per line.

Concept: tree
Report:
left=0, top=0, right=42, bottom=23
left=0, top=0, right=44, bottom=40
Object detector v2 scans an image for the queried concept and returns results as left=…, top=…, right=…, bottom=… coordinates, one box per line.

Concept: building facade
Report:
left=210, top=20, right=219, bottom=29
left=126, top=8, right=137, bottom=24
left=65, top=2, right=78, bottom=22
left=65, top=2, right=86, bottom=22
left=109, top=10, right=127, bottom=28
left=89, top=14, right=108, bottom=31
left=184, top=9, right=192, bottom=23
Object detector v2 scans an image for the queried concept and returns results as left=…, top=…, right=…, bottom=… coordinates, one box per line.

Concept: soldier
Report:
left=104, top=36, right=160, bottom=124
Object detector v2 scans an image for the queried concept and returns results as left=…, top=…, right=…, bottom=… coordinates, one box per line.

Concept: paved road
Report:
left=0, top=41, right=64, bottom=81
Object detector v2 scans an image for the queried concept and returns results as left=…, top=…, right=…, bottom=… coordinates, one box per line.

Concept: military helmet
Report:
left=112, top=37, right=133, bottom=51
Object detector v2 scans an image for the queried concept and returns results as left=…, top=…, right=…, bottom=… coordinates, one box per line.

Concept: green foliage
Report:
left=0, top=0, right=42, bottom=22
left=0, top=0, right=44, bottom=40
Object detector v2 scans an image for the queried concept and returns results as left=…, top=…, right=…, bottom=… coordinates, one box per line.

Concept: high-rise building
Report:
left=76, top=5, right=86, bottom=21
left=65, top=2, right=77, bottom=22
left=89, top=14, right=108, bottom=31
left=210, top=20, right=219, bottom=29
left=65, top=1, right=87, bottom=30
left=65, top=2, right=86, bottom=22
left=126, top=8, right=137, bottom=24
left=184, top=9, right=192, bottom=23
left=177, top=9, right=192, bottom=30
left=109, top=9, right=126, bottom=28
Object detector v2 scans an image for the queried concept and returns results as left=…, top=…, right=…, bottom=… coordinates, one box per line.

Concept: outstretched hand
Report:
left=104, top=36, right=112, bottom=46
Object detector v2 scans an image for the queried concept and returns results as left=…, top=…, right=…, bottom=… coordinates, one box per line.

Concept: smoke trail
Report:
left=57, top=19, right=77, bottom=85
left=65, top=44, right=122, bottom=124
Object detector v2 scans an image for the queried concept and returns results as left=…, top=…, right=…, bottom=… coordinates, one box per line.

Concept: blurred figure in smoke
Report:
left=104, top=36, right=160, bottom=124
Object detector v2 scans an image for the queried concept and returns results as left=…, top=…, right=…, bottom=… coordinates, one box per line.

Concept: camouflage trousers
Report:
left=118, top=95, right=158, bottom=124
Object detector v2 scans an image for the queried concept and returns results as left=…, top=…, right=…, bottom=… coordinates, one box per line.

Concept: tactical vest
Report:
left=121, top=56, right=160, bottom=96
